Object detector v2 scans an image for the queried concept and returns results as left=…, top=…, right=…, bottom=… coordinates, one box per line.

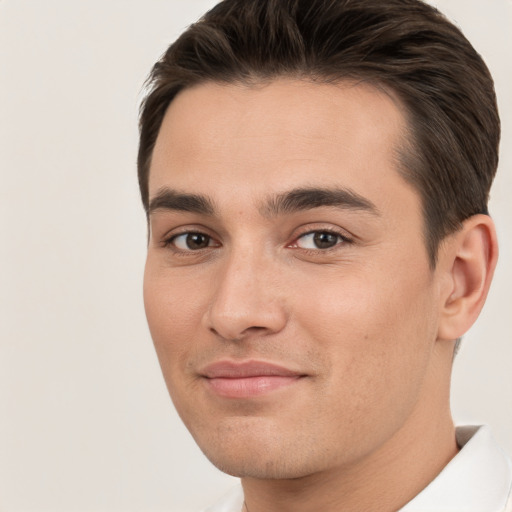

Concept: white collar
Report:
left=204, top=425, right=512, bottom=512
left=400, top=425, right=512, bottom=511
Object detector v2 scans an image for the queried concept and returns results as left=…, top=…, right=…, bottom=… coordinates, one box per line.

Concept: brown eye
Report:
left=295, top=231, right=344, bottom=250
left=313, top=232, right=338, bottom=249
left=172, top=232, right=212, bottom=250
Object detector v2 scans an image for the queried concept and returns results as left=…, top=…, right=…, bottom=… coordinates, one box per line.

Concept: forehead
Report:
left=149, top=79, right=411, bottom=210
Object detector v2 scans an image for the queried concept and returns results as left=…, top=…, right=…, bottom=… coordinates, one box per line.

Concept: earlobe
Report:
left=437, top=214, right=498, bottom=341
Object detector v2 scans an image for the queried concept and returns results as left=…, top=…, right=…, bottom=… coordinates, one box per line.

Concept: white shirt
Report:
left=202, top=425, right=512, bottom=512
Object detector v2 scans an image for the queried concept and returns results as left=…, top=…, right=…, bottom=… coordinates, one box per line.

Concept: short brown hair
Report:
left=138, top=0, right=500, bottom=265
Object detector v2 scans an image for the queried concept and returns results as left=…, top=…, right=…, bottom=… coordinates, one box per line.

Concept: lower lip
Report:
left=205, top=375, right=302, bottom=398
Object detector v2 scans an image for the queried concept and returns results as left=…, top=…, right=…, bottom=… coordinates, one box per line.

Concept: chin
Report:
left=202, top=447, right=318, bottom=480
left=189, top=416, right=333, bottom=480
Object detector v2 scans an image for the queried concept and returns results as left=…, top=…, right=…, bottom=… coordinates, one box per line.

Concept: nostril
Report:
left=202, top=286, right=288, bottom=341
left=244, top=326, right=268, bottom=334
left=209, top=325, right=269, bottom=342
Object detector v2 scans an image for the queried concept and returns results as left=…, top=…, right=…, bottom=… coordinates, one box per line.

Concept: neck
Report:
left=241, top=343, right=458, bottom=512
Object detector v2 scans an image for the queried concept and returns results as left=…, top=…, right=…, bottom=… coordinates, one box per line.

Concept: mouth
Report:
left=199, top=360, right=306, bottom=399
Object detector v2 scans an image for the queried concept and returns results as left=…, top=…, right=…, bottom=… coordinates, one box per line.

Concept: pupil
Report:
left=186, top=233, right=209, bottom=249
left=313, top=232, right=338, bottom=249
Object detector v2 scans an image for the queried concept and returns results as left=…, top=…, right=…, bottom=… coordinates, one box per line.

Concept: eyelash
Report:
left=290, top=229, right=353, bottom=252
left=163, top=230, right=217, bottom=253
left=162, top=227, right=353, bottom=254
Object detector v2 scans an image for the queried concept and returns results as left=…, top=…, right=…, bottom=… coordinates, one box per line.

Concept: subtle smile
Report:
left=200, top=360, right=306, bottom=398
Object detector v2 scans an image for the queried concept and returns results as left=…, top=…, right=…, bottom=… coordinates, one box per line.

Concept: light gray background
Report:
left=0, top=1, right=510, bottom=510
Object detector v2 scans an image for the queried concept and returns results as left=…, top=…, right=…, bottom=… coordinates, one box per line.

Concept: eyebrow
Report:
left=148, top=188, right=215, bottom=216
left=262, top=187, right=379, bottom=217
left=147, top=186, right=379, bottom=218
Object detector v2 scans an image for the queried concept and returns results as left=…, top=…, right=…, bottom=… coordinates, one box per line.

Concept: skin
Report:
left=143, top=80, right=497, bottom=512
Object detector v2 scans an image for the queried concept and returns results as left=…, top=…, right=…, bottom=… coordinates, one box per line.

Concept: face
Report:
left=144, top=80, right=444, bottom=479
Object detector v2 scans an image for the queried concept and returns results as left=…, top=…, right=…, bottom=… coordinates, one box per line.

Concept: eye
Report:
left=295, top=231, right=346, bottom=250
left=170, top=232, right=215, bottom=251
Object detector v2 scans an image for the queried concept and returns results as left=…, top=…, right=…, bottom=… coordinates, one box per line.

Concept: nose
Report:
left=202, top=248, right=288, bottom=341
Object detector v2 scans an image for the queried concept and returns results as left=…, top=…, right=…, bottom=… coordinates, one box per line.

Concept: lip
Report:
left=200, top=360, right=305, bottom=398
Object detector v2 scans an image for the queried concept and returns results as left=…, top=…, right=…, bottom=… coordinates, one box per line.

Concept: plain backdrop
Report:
left=0, top=1, right=510, bottom=511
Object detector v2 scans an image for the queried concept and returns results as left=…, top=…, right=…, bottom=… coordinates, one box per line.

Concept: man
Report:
left=138, top=0, right=511, bottom=510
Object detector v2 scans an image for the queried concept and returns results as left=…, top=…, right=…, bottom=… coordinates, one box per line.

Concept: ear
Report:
left=437, top=214, right=498, bottom=341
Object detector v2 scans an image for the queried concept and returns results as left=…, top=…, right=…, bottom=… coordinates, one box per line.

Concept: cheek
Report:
left=143, top=259, right=205, bottom=370
left=143, top=263, right=213, bottom=426
left=293, top=259, right=436, bottom=343
left=290, top=266, right=437, bottom=408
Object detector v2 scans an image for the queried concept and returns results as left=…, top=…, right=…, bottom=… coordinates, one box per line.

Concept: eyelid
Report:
left=157, top=223, right=354, bottom=254
left=288, top=225, right=354, bottom=248
left=161, top=226, right=221, bottom=251
left=172, top=232, right=215, bottom=251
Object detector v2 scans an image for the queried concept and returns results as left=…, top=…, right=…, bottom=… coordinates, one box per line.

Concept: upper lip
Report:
left=200, top=360, right=304, bottom=379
